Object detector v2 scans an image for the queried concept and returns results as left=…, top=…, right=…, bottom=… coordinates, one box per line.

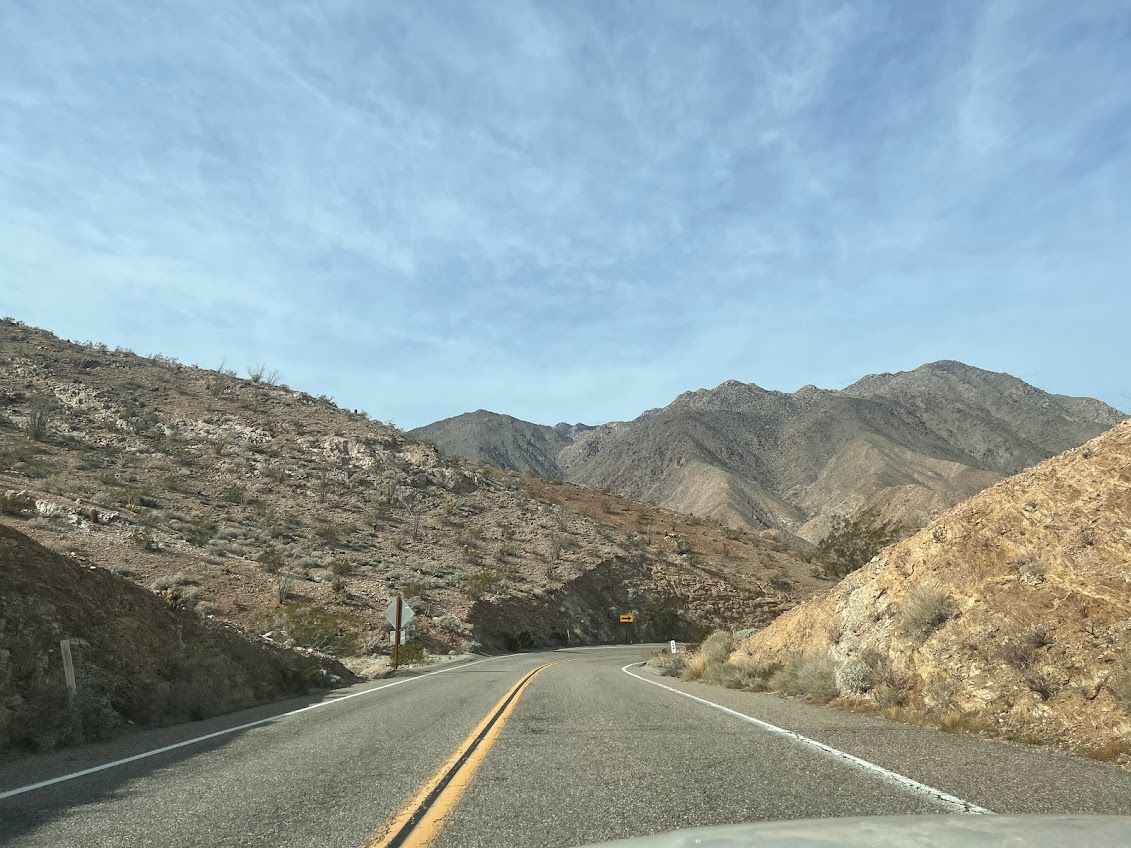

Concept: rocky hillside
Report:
left=737, top=420, right=1131, bottom=763
left=415, top=362, right=1125, bottom=541
left=0, top=319, right=819, bottom=659
left=1, top=524, right=354, bottom=753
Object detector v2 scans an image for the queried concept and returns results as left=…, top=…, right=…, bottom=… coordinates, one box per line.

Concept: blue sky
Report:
left=2, top=1, right=1129, bottom=427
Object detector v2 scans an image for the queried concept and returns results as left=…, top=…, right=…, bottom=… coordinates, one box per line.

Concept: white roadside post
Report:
left=60, top=639, right=77, bottom=696
left=669, top=639, right=678, bottom=654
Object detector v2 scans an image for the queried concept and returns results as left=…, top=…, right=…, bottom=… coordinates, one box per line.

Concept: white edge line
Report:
left=0, top=655, right=510, bottom=801
left=622, top=662, right=992, bottom=815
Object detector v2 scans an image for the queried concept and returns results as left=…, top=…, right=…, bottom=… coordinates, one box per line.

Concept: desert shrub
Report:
left=129, top=527, right=160, bottom=551
left=257, top=547, right=284, bottom=573
left=700, top=630, right=735, bottom=664
left=460, top=568, right=504, bottom=600
left=435, top=615, right=463, bottom=634
left=769, top=574, right=794, bottom=592
left=924, top=674, right=958, bottom=710
left=646, top=652, right=687, bottom=677
left=276, top=576, right=295, bottom=604
left=328, top=557, right=355, bottom=576
left=872, top=681, right=908, bottom=709
left=816, top=508, right=899, bottom=578
left=171, top=585, right=201, bottom=609
left=1110, top=665, right=1131, bottom=714
left=397, top=643, right=427, bottom=665
left=680, top=631, right=734, bottom=682
left=897, top=584, right=956, bottom=641
left=0, top=491, right=36, bottom=516
left=272, top=604, right=356, bottom=654
left=220, top=484, right=245, bottom=504
left=186, top=515, right=217, bottom=546
left=314, top=523, right=343, bottom=544
left=150, top=573, right=200, bottom=609
left=26, top=397, right=52, bottom=441
left=1023, top=669, right=1059, bottom=701
left=717, top=657, right=781, bottom=691
left=838, top=657, right=878, bottom=694
left=861, top=647, right=908, bottom=695
left=769, top=654, right=839, bottom=703
left=150, top=572, right=197, bottom=591
left=1001, top=623, right=1053, bottom=670
left=400, top=577, right=430, bottom=600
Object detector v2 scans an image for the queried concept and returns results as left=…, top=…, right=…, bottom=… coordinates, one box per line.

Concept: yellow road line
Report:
left=369, top=662, right=553, bottom=848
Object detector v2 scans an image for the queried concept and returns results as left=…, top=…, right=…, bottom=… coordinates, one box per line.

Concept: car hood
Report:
left=582, top=815, right=1131, bottom=847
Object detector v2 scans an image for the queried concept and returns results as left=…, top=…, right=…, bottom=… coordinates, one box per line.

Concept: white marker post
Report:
left=60, top=639, right=77, bottom=696
left=669, top=639, right=678, bottom=655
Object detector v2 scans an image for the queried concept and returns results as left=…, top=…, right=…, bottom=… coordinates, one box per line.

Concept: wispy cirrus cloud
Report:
left=1, top=0, right=1128, bottom=426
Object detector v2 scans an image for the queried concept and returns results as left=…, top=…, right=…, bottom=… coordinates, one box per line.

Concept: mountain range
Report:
left=411, top=362, right=1126, bottom=541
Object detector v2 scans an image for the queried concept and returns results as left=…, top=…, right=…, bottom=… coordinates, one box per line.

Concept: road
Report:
left=2, top=646, right=1130, bottom=847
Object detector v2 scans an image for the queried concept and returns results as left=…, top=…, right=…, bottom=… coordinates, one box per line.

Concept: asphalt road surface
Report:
left=2, top=645, right=1130, bottom=847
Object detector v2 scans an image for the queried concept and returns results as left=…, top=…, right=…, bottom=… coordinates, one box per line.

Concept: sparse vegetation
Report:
left=26, top=396, right=52, bottom=442
left=460, top=568, right=505, bottom=600
left=276, top=576, right=295, bottom=604
left=328, top=557, right=355, bottom=576
left=257, top=547, right=285, bottom=573
left=186, top=515, right=217, bottom=546
left=768, top=653, right=839, bottom=703
left=897, top=584, right=956, bottom=641
left=272, top=603, right=356, bottom=654
left=0, top=491, right=36, bottom=516
left=816, top=508, right=899, bottom=578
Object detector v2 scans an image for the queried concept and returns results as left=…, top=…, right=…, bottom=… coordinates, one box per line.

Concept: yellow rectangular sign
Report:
left=619, top=613, right=635, bottom=623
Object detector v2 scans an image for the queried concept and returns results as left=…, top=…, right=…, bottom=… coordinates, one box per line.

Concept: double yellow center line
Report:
left=369, top=662, right=553, bottom=848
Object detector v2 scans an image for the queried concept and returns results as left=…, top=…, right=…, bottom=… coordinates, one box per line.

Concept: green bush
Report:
left=0, top=491, right=36, bottom=516
left=272, top=604, right=357, bottom=654
left=186, top=515, right=217, bottom=546
left=816, top=508, right=899, bottom=578
left=460, top=568, right=504, bottom=600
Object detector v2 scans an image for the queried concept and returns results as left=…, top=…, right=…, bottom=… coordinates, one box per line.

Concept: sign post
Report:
left=384, top=596, right=415, bottom=672
left=618, top=613, right=635, bottom=644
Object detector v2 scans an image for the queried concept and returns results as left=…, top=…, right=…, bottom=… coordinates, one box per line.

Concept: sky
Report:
left=2, top=1, right=1129, bottom=428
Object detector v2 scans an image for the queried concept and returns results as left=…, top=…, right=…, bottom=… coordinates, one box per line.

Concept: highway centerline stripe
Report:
left=0, top=655, right=513, bottom=801
left=622, top=662, right=992, bottom=815
left=370, top=662, right=553, bottom=848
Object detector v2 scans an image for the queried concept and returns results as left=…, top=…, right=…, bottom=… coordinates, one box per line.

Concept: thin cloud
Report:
left=1, top=1, right=1128, bottom=426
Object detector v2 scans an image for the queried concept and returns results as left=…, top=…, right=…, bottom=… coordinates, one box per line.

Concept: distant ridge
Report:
left=412, top=362, right=1125, bottom=541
